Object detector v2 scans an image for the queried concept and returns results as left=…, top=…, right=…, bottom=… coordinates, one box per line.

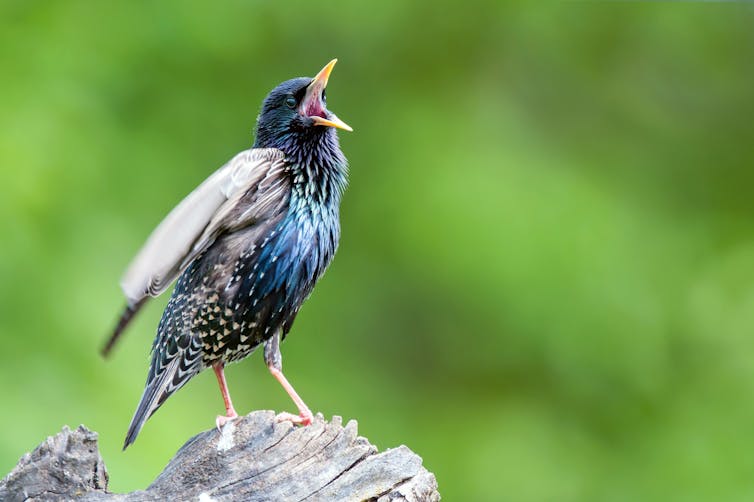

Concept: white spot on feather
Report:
left=198, top=492, right=217, bottom=502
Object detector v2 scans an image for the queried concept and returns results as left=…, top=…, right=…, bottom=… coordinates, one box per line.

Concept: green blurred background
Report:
left=2, top=1, right=754, bottom=500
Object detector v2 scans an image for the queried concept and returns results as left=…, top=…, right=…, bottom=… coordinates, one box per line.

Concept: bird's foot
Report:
left=215, top=411, right=239, bottom=431
left=266, top=365, right=314, bottom=426
left=276, top=409, right=313, bottom=426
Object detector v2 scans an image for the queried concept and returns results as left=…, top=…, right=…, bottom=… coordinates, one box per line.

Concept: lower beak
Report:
left=303, top=59, right=353, bottom=132
left=311, top=115, right=354, bottom=132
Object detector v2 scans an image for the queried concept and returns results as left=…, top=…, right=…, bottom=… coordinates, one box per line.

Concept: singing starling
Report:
left=103, top=59, right=353, bottom=449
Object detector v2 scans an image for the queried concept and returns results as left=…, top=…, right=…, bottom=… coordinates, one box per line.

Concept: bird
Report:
left=102, top=59, right=353, bottom=449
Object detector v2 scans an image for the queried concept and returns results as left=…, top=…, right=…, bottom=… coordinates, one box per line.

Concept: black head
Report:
left=253, top=59, right=352, bottom=152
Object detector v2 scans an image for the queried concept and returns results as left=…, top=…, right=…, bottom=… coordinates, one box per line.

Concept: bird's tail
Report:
left=102, top=298, right=148, bottom=357
left=123, top=354, right=200, bottom=449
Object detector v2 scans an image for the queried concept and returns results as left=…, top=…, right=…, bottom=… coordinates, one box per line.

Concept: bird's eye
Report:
left=321, top=89, right=326, bottom=104
left=285, top=96, right=297, bottom=109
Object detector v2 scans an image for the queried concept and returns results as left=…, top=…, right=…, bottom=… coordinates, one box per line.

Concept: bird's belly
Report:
left=177, top=213, right=337, bottom=367
left=192, top=293, right=281, bottom=366
left=198, top=321, right=264, bottom=365
left=189, top=258, right=304, bottom=366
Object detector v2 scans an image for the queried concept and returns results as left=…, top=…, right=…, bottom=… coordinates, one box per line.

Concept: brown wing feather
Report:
left=102, top=148, right=287, bottom=356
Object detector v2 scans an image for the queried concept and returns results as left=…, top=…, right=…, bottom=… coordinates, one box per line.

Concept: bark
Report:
left=0, top=411, right=440, bottom=502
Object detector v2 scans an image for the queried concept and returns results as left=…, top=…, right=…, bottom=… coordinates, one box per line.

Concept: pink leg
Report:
left=213, top=363, right=239, bottom=429
left=268, top=366, right=313, bottom=426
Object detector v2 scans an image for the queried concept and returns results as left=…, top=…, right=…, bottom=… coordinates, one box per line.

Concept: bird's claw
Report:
left=276, top=410, right=313, bottom=426
left=215, top=413, right=239, bottom=431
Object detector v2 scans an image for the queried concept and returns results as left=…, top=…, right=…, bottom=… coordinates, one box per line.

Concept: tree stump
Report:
left=0, top=411, right=440, bottom=501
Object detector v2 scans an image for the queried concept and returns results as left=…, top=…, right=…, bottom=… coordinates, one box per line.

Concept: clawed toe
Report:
left=215, top=413, right=239, bottom=430
left=275, top=410, right=313, bottom=426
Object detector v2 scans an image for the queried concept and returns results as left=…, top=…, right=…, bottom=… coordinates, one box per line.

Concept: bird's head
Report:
left=253, top=59, right=352, bottom=152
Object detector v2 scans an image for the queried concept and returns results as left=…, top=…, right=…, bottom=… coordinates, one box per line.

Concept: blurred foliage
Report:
left=2, top=1, right=754, bottom=500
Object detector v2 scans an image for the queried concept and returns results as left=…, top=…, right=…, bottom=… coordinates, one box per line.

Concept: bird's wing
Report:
left=179, top=148, right=291, bottom=274
left=120, top=147, right=287, bottom=304
left=103, top=147, right=288, bottom=357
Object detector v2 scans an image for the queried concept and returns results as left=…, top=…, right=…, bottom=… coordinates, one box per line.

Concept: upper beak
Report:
left=303, top=59, right=353, bottom=132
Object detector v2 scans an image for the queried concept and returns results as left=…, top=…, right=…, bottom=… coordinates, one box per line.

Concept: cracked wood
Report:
left=0, top=411, right=440, bottom=501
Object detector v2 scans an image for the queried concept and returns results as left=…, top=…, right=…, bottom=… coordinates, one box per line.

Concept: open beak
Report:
left=302, top=59, right=353, bottom=132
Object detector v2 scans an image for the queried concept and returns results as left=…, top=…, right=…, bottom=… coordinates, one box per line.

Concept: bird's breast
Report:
left=163, top=181, right=342, bottom=366
left=249, top=200, right=341, bottom=309
left=205, top=200, right=340, bottom=354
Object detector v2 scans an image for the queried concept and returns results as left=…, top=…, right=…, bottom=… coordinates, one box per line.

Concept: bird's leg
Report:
left=213, top=362, right=238, bottom=429
left=264, top=332, right=313, bottom=426
left=268, top=367, right=314, bottom=425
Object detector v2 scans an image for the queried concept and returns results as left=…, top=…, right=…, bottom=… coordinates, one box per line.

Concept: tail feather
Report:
left=123, top=350, right=201, bottom=449
left=102, top=298, right=148, bottom=357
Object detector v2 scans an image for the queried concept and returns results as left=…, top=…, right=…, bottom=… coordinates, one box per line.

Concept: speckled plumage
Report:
left=110, top=61, right=351, bottom=449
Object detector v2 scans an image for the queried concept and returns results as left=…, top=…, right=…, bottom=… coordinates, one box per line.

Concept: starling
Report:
left=104, top=59, right=353, bottom=449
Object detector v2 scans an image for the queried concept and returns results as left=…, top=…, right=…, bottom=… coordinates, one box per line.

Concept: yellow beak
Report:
left=311, top=115, right=353, bottom=132
left=304, top=59, right=353, bottom=132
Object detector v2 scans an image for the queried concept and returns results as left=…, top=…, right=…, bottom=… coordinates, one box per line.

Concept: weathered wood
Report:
left=1, top=411, right=440, bottom=501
